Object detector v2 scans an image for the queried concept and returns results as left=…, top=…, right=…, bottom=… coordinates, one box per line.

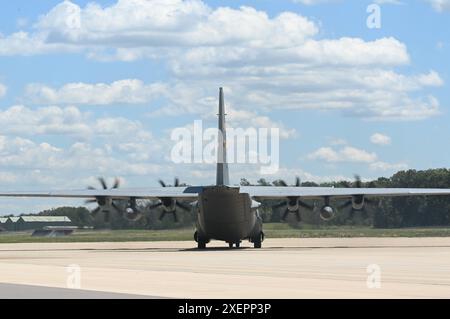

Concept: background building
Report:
left=0, top=217, right=8, bottom=231
left=4, top=216, right=73, bottom=231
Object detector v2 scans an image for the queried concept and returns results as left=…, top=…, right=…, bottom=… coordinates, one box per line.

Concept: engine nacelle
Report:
left=287, top=197, right=299, bottom=212
left=352, top=195, right=365, bottom=211
left=320, top=205, right=335, bottom=221
left=161, top=198, right=176, bottom=212
left=96, top=197, right=113, bottom=211
left=124, top=207, right=143, bottom=221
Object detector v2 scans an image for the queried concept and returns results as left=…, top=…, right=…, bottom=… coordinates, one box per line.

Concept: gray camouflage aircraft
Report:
left=2, top=88, right=450, bottom=249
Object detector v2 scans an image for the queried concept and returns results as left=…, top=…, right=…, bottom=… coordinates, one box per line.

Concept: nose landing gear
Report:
left=228, top=242, right=241, bottom=248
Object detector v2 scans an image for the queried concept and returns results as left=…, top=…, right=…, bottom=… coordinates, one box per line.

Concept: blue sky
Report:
left=0, top=0, right=449, bottom=214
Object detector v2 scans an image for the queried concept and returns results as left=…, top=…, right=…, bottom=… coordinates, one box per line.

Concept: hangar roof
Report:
left=19, top=216, right=71, bottom=223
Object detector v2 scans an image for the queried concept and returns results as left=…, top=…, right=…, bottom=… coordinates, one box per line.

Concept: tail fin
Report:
left=216, top=87, right=230, bottom=186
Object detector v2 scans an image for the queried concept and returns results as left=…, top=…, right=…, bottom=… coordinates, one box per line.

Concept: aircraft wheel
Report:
left=253, top=232, right=263, bottom=249
left=235, top=242, right=240, bottom=248
left=198, top=241, right=206, bottom=249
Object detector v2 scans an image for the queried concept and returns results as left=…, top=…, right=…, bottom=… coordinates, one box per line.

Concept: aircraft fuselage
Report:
left=195, top=186, right=263, bottom=246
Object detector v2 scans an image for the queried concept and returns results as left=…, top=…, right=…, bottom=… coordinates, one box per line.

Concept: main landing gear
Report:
left=194, top=231, right=209, bottom=249
left=195, top=231, right=265, bottom=249
left=251, top=231, right=264, bottom=249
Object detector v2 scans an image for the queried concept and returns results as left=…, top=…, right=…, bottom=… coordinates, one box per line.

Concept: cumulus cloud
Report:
left=0, top=83, right=6, bottom=98
left=0, top=105, right=90, bottom=136
left=370, top=133, right=392, bottom=146
left=307, top=143, right=408, bottom=173
left=36, top=1, right=318, bottom=48
left=292, top=0, right=337, bottom=4
left=369, top=161, right=408, bottom=171
left=307, top=146, right=377, bottom=163
left=0, top=105, right=163, bottom=178
left=374, top=0, right=404, bottom=5
left=426, top=0, right=450, bottom=12
left=0, top=32, right=79, bottom=56
left=25, top=80, right=167, bottom=105
left=224, top=105, right=297, bottom=139
left=0, top=0, right=442, bottom=121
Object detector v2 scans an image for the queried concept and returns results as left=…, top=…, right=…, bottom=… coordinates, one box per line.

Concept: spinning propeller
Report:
left=148, top=178, right=191, bottom=223
left=85, top=177, right=121, bottom=223
left=272, top=177, right=315, bottom=222
left=336, top=175, right=379, bottom=218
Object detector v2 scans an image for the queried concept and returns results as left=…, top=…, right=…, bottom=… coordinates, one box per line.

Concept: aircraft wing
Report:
left=0, top=186, right=202, bottom=200
left=240, top=186, right=450, bottom=200
left=2, top=185, right=450, bottom=201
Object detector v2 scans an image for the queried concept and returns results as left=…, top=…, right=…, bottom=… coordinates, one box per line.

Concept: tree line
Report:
left=23, top=168, right=450, bottom=229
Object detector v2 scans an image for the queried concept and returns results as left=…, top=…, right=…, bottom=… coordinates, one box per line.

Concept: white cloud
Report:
left=224, top=105, right=297, bottom=139
left=374, top=0, right=405, bottom=5
left=308, top=143, right=409, bottom=173
left=25, top=79, right=167, bottom=105
left=426, top=0, right=450, bottom=12
left=370, top=133, right=392, bottom=145
left=0, top=31, right=79, bottom=56
left=307, top=146, right=377, bottom=163
left=292, top=0, right=337, bottom=4
left=369, top=161, right=408, bottom=171
left=328, top=138, right=347, bottom=146
left=415, top=70, right=444, bottom=86
left=35, top=0, right=317, bottom=49
left=0, top=171, right=17, bottom=183
left=0, top=105, right=164, bottom=179
left=0, top=83, right=6, bottom=98
left=0, top=105, right=91, bottom=136
left=0, top=0, right=444, bottom=122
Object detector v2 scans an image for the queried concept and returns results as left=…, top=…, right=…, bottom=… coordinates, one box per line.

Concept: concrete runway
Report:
left=1, top=238, right=450, bottom=298
left=0, top=283, right=157, bottom=299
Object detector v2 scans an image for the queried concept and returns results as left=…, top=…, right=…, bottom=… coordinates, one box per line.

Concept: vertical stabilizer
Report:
left=216, top=87, right=230, bottom=186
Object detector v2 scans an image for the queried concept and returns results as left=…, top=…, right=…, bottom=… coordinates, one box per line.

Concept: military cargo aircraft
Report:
left=2, top=88, right=450, bottom=249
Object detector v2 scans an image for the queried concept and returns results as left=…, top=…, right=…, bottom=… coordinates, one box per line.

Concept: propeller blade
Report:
left=295, top=211, right=301, bottom=222
left=337, top=200, right=352, bottom=210
left=91, top=206, right=101, bottom=217
left=111, top=202, right=121, bottom=212
left=298, top=200, right=314, bottom=211
left=281, top=208, right=289, bottom=221
left=149, top=202, right=163, bottom=209
left=98, top=177, right=108, bottom=190
left=113, top=178, right=120, bottom=189
left=348, top=209, right=355, bottom=219
left=159, top=211, right=166, bottom=221
left=354, top=175, right=362, bottom=188
left=173, top=212, right=178, bottom=223
left=279, top=180, right=288, bottom=187
left=176, top=201, right=191, bottom=211
left=174, top=177, right=179, bottom=187
left=361, top=208, right=368, bottom=219
left=295, top=177, right=300, bottom=187
left=272, top=202, right=287, bottom=209
left=159, top=180, right=166, bottom=187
